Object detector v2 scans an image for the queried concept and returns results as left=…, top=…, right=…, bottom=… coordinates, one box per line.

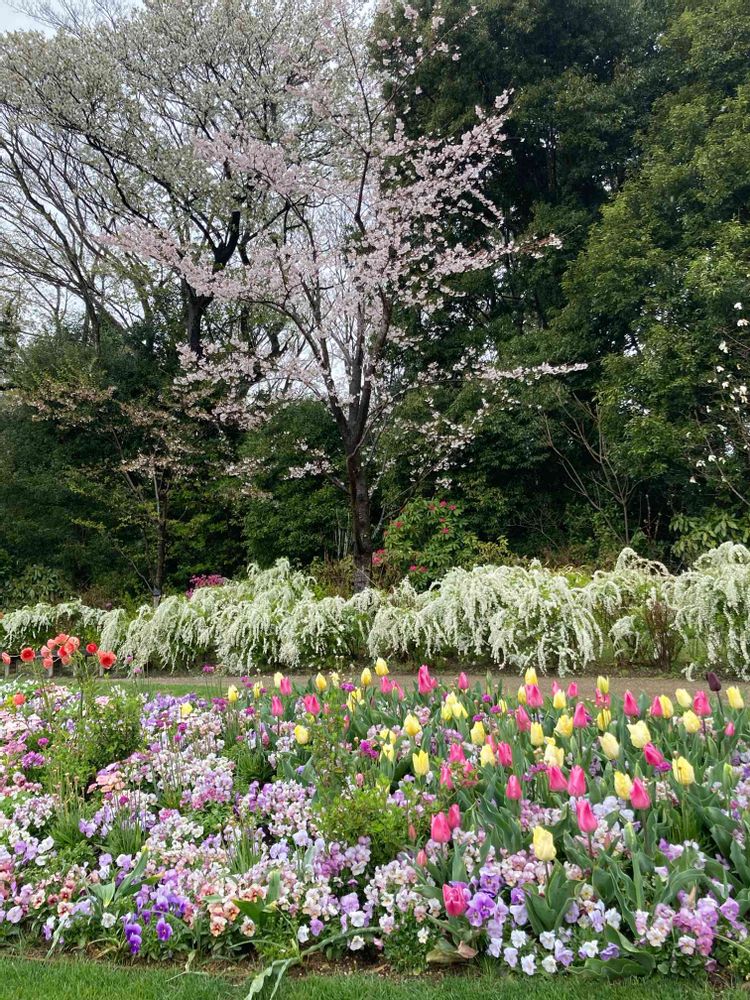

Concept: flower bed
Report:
left=1, top=645, right=750, bottom=992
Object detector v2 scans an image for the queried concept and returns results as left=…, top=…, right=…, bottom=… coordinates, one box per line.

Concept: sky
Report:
left=0, top=3, right=36, bottom=31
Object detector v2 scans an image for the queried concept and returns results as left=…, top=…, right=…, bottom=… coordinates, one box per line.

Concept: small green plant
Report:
left=315, top=778, right=410, bottom=869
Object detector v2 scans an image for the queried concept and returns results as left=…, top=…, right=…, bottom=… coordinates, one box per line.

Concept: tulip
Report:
left=544, top=742, right=564, bottom=767
left=380, top=677, right=393, bottom=695
left=532, top=825, right=556, bottom=862
left=375, top=657, right=389, bottom=677
left=418, top=664, right=437, bottom=694
left=448, top=742, right=466, bottom=763
left=630, top=777, right=651, bottom=809
left=525, top=667, right=538, bottom=686
left=273, top=671, right=283, bottom=689
left=360, top=667, right=372, bottom=688
left=572, top=703, right=589, bottom=728
left=726, top=721, right=736, bottom=737
left=294, top=724, right=310, bottom=745
left=442, top=882, right=468, bottom=917
left=614, top=771, right=633, bottom=800
left=682, top=709, right=701, bottom=734
left=515, top=706, right=531, bottom=732
left=271, top=695, right=284, bottom=717
left=555, top=714, right=574, bottom=739
left=596, top=709, right=611, bottom=731
left=381, top=744, right=395, bottom=762
left=627, top=721, right=651, bottom=749
left=447, top=804, right=461, bottom=830
left=597, top=674, right=609, bottom=694
left=403, top=713, right=422, bottom=738
left=552, top=689, right=566, bottom=710
left=19, top=647, right=35, bottom=663
left=1, top=652, right=9, bottom=665
left=567, top=765, right=586, bottom=797
left=660, top=695, right=674, bottom=718
left=530, top=722, right=545, bottom=747
left=517, top=684, right=527, bottom=705
left=431, top=812, right=452, bottom=844
left=675, top=687, right=692, bottom=709
left=412, top=749, right=430, bottom=777
left=576, top=798, right=598, bottom=834
left=693, top=690, right=711, bottom=717
left=457, top=671, right=469, bottom=691
left=227, top=685, right=239, bottom=704
left=506, top=774, right=522, bottom=799
left=497, top=741, right=513, bottom=766
left=279, top=676, right=292, bottom=697
left=303, top=694, right=320, bottom=715
left=470, top=720, right=486, bottom=745
left=416, top=849, right=427, bottom=867
left=599, top=732, right=620, bottom=760
left=252, top=682, right=263, bottom=699
left=649, top=696, right=663, bottom=718
left=706, top=671, right=721, bottom=693
left=440, top=763, right=453, bottom=788
left=727, top=686, right=744, bottom=710
left=672, top=755, right=695, bottom=786
left=480, top=743, right=496, bottom=767
left=567, top=681, right=578, bottom=699
left=12, top=693, right=25, bottom=707
left=526, top=684, right=543, bottom=709
left=547, top=765, right=568, bottom=792
left=42, top=657, right=54, bottom=670
left=623, top=690, right=640, bottom=717
left=643, top=743, right=665, bottom=767
left=315, top=673, right=327, bottom=693
left=85, top=642, right=98, bottom=655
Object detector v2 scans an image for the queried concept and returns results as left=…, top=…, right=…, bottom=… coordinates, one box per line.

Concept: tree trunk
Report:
left=182, top=279, right=212, bottom=356
left=153, top=501, right=167, bottom=608
left=346, top=452, right=373, bottom=593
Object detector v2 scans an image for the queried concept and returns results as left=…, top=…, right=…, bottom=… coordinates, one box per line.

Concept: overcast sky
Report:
left=0, top=2, right=36, bottom=31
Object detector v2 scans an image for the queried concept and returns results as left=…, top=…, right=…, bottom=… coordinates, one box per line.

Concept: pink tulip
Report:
left=303, top=694, right=320, bottom=716
left=418, top=664, right=438, bottom=695
left=547, top=765, right=568, bottom=792
left=649, top=696, right=663, bottom=718
left=279, top=676, right=292, bottom=696
left=631, top=777, right=651, bottom=810
left=497, top=741, right=513, bottom=767
left=447, top=804, right=461, bottom=830
left=506, top=775, right=522, bottom=800
left=416, top=849, right=427, bottom=866
left=442, top=883, right=468, bottom=917
left=431, top=812, right=452, bottom=844
left=572, top=703, right=589, bottom=728
left=393, top=682, right=405, bottom=701
left=515, top=706, right=531, bottom=732
left=526, top=684, right=543, bottom=709
left=595, top=689, right=611, bottom=709
left=380, top=676, right=393, bottom=694
left=271, top=696, right=284, bottom=717
left=623, top=690, right=640, bottom=717
left=457, top=672, right=469, bottom=691
left=643, top=743, right=665, bottom=767
left=567, top=765, right=587, bottom=797
left=440, top=763, right=454, bottom=789
left=693, top=690, right=711, bottom=717
left=551, top=680, right=561, bottom=694
left=725, top=721, right=736, bottom=737
left=576, top=798, right=598, bottom=834
left=448, top=742, right=466, bottom=763
left=567, top=682, right=578, bottom=699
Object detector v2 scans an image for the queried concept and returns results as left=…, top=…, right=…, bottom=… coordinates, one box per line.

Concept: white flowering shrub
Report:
left=4, top=546, right=750, bottom=675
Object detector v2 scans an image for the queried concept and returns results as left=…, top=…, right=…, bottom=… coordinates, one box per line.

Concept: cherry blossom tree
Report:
left=114, top=0, right=580, bottom=589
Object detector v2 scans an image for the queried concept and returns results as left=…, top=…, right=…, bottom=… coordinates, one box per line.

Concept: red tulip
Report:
left=19, top=647, right=35, bottom=663
left=86, top=642, right=99, bottom=654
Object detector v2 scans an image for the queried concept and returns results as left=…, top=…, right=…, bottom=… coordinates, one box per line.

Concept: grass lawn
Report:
left=0, top=957, right=745, bottom=1000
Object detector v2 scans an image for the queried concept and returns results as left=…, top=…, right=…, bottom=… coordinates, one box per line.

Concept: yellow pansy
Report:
left=180, top=702, right=193, bottom=718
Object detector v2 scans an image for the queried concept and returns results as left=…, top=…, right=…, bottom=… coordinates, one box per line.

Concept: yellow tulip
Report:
left=659, top=695, right=674, bottom=719
left=381, top=744, right=395, bottom=762
left=555, top=714, right=573, bottom=739
left=346, top=689, right=363, bottom=712
left=227, top=685, right=239, bottom=704
left=525, top=667, right=538, bottom=686
left=273, top=672, right=283, bottom=689
left=403, top=713, right=422, bottom=738
left=727, top=686, right=744, bottom=710
left=544, top=743, right=564, bottom=767
left=470, top=720, right=486, bottom=745
left=480, top=743, right=496, bottom=767
left=498, top=698, right=508, bottom=714
left=517, top=685, right=527, bottom=705
left=441, top=702, right=454, bottom=722
left=361, top=667, right=372, bottom=688
left=597, top=675, right=609, bottom=695
left=672, top=755, right=695, bottom=786
left=675, top=688, right=691, bottom=709
left=552, top=690, right=566, bottom=710
left=294, top=724, right=310, bottom=745
left=315, top=673, right=328, bottom=693
left=597, top=709, right=611, bottom=731
left=682, top=710, right=701, bottom=734
left=330, top=671, right=340, bottom=687
left=532, top=825, right=556, bottom=863
left=599, top=732, right=620, bottom=760
left=614, top=771, right=633, bottom=800
left=627, top=721, right=651, bottom=749
left=412, top=749, right=430, bottom=777
left=252, top=682, right=263, bottom=699
left=180, top=702, right=193, bottom=718
left=375, top=658, right=389, bottom=677
left=530, top=722, right=545, bottom=747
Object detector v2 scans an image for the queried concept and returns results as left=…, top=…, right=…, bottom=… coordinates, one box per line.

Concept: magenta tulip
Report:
left=442, top=883, right=468, bottom=917
left=576, top=798, right=598, bottom=834
left=447, top=804, right=461, bottom=830
left=547, top=765, right=568, bottom=792
left=506, top=775, right=522, bottom=800
left=623, top=690, right=640, bottom=717
left=567, top=765, right=586, bottom=797
left=431, top=812, right=452, bottom=844
left=631, top=777, right=651, bottom=810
